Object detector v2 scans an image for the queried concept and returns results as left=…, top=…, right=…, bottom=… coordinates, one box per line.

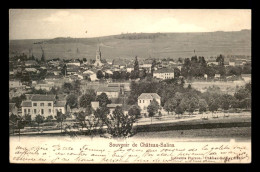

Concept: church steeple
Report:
left=96, top=45, right=101, bottom=61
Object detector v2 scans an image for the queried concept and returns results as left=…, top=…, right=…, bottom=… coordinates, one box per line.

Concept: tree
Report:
left=198, top=99, right=208, bottom=114
left=94, top=106, right=110, bottom=130
left=139, top=69, right=147, bottom=79
left=105, top=106, right=137, bottom=137
left=208, top=98, right=219, bottom=116
left=45, top=115, right=54, bottom=122
left=128, top=105, right=141, bottom=120
left=216, top=54, right=224, bottom=66
left=112, top=71, right=121, bottom=80
left=66, top=94, right=78, bottom=109
left=11, top=94, right=27, bottom=108
left=9, top=113, right=19, bottom=135
left=55, top=111, right=67, bottom=133
left=35, top=114, right=45, bottom=133
left=179, top=97, right=190, bottom=112
left=96, top=70, right=104, bottom=79
left=24, top=114, right=32, bottom=125
left=187, top=98, right=198, bottom=115
left=164, top=98, right=178, bottom=115
left=72, top=80, right=81, bottom=95
left=96, top=93, right=111, bottom=107
left=175, top=105, right=184, bottom=118
left=174, top=68, right=181, bottom=78
left=79, top=93, right=96, bottom=108
left=151, top=59, right=156, bottom=74
left=62, top=82, right=73, bottom=94
left=147, top=99, right=159, bottom=123
left=61, top=64, right=67, bottom=76
left=133, top=56, right=139, bottom=79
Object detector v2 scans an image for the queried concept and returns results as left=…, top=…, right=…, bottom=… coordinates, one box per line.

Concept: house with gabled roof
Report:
left=21, top=94, right=66, bottom=119
left=153, top=68, right=174, bottom=80
left=138, top=93, right=161, bottom=115
left=96, top=86, right=120, bottom=99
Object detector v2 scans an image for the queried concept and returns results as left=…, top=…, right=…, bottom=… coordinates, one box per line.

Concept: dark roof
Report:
left=107, top=104, right=122, bottom=108
left=138, top=93, right=160, bottom=99
left=153, top=68, right=174, bottom=73
left=97, top=86, right=120, bottom=93
left=31, top=95, right=55, bottom=101
left=54, top=101, right=66, bottom=107
left=21, top=101, right=32, bottom=107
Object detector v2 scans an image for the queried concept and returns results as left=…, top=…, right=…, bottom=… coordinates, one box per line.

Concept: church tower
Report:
left=94, top=45, right=103, bottom=67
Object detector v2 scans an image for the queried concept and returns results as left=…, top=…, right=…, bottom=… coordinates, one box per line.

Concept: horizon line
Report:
left=9, top=29, right=251, bottom=41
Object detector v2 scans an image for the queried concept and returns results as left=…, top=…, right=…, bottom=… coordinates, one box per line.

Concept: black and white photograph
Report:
left=9, top=9, right=251, bottom=163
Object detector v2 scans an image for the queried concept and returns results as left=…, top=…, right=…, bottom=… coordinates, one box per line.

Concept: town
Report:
left=9, top=42, right=251, bottom=137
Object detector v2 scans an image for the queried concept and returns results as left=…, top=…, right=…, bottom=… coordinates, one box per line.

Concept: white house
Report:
left=153, top=68, right=174, bottom=80
left=138, top=93, right=161, bottom=115
left=21, top=95, right=66, bottom=119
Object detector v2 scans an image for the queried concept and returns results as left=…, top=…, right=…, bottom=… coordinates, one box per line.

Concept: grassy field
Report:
left=9, top=30, right=251, bottom=60
left=184, top=81, right=247, bottom=94
left=133, top=127, right=251, bottom=142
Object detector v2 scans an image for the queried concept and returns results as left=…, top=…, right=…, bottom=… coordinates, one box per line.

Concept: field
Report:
left=184, top=80, right=247, bottom=94
left=9, top=30, right=251, bottom=60
left=133, top=127, right=251, bottom=142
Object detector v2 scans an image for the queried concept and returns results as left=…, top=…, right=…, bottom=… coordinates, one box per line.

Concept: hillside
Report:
left=9, top=30, right=251, bottom=60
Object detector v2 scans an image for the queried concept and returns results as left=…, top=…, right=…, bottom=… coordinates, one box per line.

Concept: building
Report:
left=35, top=83, right=54, bottom=91
left=153, top=68, right=174, bottom=80
left=96, top=86, right=120, bottom=99
left=93, top=46, right=103, bottom=67
left=21, top=95, right=66, bottom=119
left=107, top=104, right=122, bottom=114
left=9, top=80, right=24, bottom=89
left=67, top=60, right=81, bottom=66
left=25, top=60, right=38, bottom=67
left=138, top=93, right=161, bottom=115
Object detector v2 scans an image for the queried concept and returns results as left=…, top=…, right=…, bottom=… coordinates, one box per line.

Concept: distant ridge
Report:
left=9, top=30, right=251, bottom=60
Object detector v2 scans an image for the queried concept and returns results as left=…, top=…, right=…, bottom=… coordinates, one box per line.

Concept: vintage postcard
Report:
left=9, top=9, right=251, bottom=163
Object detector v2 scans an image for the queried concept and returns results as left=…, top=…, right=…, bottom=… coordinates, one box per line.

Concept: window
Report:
left=49, top=109, right=51, bottom=113
left=33, top=103, right=37, bottom=106
left=41, top=109, right=44, bottom=114
left=40, top=103, right=44, bottom=106
left=150, top=100, right=151, bottom=102
left=48, top=103, right=52, bottom=106
left=24, top=109, right=26, bottom=113
left=143, top=100, right=144, bottom=103
left=34, top=109, right=36, bottom=114
left=28, top=109, right=30, bottom=113
left=139, top=100, right=141, bottom=103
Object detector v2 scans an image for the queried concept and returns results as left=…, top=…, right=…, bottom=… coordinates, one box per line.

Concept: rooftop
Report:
left=21, top=101, right=32, bottom=107
left=107, top=104, right=122, bottom=108
left=138, top=93, right=161, bottom=100
left=31, top=95, right=56, bottom=101
left=153, top=68, right=174, bottom=73
left=54, top=101, right=66, bottom=107
left=97, top=86, right=120, bottom=93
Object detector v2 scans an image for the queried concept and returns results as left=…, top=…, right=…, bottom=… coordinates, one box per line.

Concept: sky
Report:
left=9, top=9, right=251, bottom=40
